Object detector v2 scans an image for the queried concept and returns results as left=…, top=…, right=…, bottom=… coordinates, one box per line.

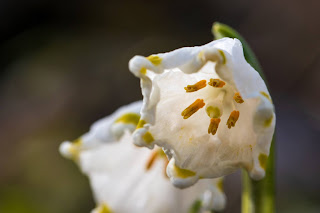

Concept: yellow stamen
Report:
left=226, top=110, right=240, bottom=129
left=234, top=92, right=244, bottom=103
left=208, top=118, right=221, bottom=135
left=145, top=151, right=158, bottom=170
left=184, top=80, right=207, bottom=92
left=208, top=78, right=226, bottom=88
left=181, top=99, right=205, bottom=119
left=147, top=55, right=162, bottom=66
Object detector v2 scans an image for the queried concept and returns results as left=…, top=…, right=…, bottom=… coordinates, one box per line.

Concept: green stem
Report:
left=212, top=22, right=275, bottom=213
left=241, top=136, right=275, bottom=213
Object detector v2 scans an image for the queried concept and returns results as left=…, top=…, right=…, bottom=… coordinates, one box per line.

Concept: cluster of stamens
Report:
left=181, top=79, right=244, bottom=135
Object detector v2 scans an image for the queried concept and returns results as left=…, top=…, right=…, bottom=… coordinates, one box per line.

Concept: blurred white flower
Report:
left=60, top=101, right=226, bottom=213
left=129, top=38, right=276, bottom=188
left=59, top=101, right=142, bottom=162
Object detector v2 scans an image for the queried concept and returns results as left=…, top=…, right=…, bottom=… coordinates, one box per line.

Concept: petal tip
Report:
left=59, top=141, right=74, bottom=159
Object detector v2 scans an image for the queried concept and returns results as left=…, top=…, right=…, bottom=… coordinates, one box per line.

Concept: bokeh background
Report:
left=0, top=0, right=319, bottom=212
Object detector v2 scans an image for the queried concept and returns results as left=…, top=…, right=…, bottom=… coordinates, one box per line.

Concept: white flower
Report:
left=129, top=38, right=276, bottom=188
left=59, top=101, right=226, bottom=213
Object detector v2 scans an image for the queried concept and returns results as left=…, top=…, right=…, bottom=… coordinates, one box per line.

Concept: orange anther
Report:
left=181, top=99, right=205, bottom=119
left=226, top=110, right=240, bottom=129
left=184, top=80, right=207, bottom=92
left=208, top=79, right=226, bottom=88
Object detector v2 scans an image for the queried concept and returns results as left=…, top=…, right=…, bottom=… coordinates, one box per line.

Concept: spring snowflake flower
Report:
left=59, top=101, right=226, bottom=213
left=129, top=38, right=276, bottom=188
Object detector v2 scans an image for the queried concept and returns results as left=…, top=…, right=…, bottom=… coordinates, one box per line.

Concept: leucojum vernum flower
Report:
left=60, top=30, right=276, bottom=213
left=129, top=37, right=276, bottom=189
left=60, top=101, right=226, bottom=213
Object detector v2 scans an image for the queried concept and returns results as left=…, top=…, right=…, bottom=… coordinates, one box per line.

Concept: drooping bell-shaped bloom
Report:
left=59, top=101, right=226, bottom=213
left=129, top=38, right=276, bottom=188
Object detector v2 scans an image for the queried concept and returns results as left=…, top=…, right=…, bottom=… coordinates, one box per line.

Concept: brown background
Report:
left=0, top=0, right=319, bottom=212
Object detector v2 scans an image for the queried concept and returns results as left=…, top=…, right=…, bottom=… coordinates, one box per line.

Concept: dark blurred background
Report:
left=0, top=0, right=319, bottom=212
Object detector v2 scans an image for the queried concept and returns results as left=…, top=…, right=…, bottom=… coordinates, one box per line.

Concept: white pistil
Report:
left=206, top=106, right=221, bottom=118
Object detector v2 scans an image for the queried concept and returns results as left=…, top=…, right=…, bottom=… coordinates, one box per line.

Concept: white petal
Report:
left=80, top=101, right=142, bottom=148
left=60, top=102, right=227, bottom=212
left=80, top=133, right=226, bottom=213
left=59, top=141, right=74, bottom=159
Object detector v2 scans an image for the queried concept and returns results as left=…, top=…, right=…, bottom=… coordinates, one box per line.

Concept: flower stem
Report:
left=241, top=136, right=275, bottom=213
left=212, top=22, right=275, bottom=213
